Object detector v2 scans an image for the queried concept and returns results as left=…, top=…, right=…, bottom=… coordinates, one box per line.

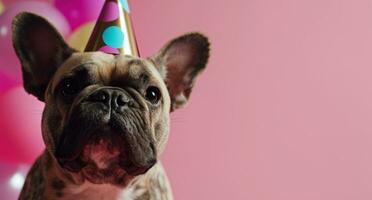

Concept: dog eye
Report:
left=145, top=86, right=161, bottom=104
left=60, top=78, right=80, bottom=97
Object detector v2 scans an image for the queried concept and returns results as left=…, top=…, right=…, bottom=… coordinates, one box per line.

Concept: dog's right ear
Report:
left=12, top=12, right=75, bottom=101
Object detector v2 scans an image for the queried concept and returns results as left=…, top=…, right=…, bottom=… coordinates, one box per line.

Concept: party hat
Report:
left=85, top=0, right=139, bottom=56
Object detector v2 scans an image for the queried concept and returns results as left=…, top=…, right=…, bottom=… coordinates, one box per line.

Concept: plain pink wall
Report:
left=132, top=0, right=372, bottom=199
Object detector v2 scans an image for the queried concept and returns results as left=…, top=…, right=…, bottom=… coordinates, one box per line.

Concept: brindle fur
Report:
left=13, top=12, right=209, bottom=200
left=20, top=153, right=173, bottom=199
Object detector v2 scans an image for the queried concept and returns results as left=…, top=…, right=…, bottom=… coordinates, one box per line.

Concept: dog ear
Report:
left=150, top=33, right=210, bottom=111
left=12, top=12, right=75, bottom=101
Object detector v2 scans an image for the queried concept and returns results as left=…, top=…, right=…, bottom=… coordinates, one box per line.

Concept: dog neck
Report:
left=42, top=152, right=133, bottom=200
left=39, top=151, right=171, bottom=200
left=55, top=182, right=128, bottom=200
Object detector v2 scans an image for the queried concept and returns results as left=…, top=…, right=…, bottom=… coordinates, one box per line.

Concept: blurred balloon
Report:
left=0, top=162, right=29, bottom=199
left=55, top=0, right=104, bottom=30
left=0, top=87, right=44, bottom=164
left=0, top=1, right=70, bottom=79
left=67, top=21, right=95, bottom=52
left=0, top=71, right=20, bottom=93
left=1, top=0, right=54, bottom=6
left=0, top=1, right=4, bottom=14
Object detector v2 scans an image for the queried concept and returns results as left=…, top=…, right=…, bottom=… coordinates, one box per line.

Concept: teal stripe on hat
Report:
left=120, top=0, right=130, bottom=13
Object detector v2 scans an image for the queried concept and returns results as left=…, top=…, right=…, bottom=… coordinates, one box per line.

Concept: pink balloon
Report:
left=0, top=162, right=29, bottom=199
left=0, top=71, right=21, bottom=93
left=0, top=1, right=70, bottom=80
left=0, top=87, right=44, bottom=164
left=55, top=0, right=104, bottom=30
left=1, top=0, right=54, bottom=6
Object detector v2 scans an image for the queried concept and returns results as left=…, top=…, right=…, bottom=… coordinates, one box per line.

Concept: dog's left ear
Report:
left=151, top=33, right=210, bottom=111
left=12, top=12, right=75, bottom=101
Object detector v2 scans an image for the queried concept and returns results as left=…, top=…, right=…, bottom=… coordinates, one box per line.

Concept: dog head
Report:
left=12, top=12, right=209, bottom=185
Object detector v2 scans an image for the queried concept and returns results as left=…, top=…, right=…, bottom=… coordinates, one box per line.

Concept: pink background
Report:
left=2, top=0, right=372, bottom=199
left=132, top=0, right=372, bottom=200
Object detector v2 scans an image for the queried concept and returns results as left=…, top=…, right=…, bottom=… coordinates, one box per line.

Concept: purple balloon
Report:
left=55, top=0, right=104, bottom=30
left=0, top=1, right=70, bottom=80
left=0, top=162, right=29, bottom=200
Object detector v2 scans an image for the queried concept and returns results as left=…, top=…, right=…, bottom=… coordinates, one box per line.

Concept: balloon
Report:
left=0, top=71, right=21, bottom=93
left=55, top=0, right=104, bottom=30
left=0, top=1, right=4, bottom=14
left=2, top=0, right=54, bottom=6
left=67, top=21, right=95, bottom=52
left=0, top=87, right=44, bottom=164
left=0, top=162, right=29, bottom=199
left=0, top=1, right=70, bottom=80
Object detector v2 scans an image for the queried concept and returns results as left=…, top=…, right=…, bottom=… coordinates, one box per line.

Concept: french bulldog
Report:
left=12, top=12, right=210, bottom=200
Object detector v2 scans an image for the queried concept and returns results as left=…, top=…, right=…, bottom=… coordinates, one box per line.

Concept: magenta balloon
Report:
left=0, top=162, right=29, bottom=199
left=0, top=1, right=70, bottom=79
left=0, top=71, right=21, bottom=93
left=0, top=87, right=44, bottom=164
left=2, top=0, right=54, bottom=6
left=55, top=0, right=104, bottom=30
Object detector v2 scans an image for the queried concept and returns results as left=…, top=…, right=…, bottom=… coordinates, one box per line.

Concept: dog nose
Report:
left=88, top=88, right=131, bottom=109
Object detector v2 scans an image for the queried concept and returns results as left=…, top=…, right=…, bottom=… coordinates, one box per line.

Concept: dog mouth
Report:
left=55, top=126, right=156, bottom=181
left=82, top=134, right=123, bottom=169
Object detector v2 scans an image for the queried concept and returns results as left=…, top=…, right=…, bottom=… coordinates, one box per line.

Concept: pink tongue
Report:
left=83, top=139, right=121, bottom=169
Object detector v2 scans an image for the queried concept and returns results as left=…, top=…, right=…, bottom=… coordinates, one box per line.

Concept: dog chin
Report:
left=60, top=129, right=136, bottom=185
